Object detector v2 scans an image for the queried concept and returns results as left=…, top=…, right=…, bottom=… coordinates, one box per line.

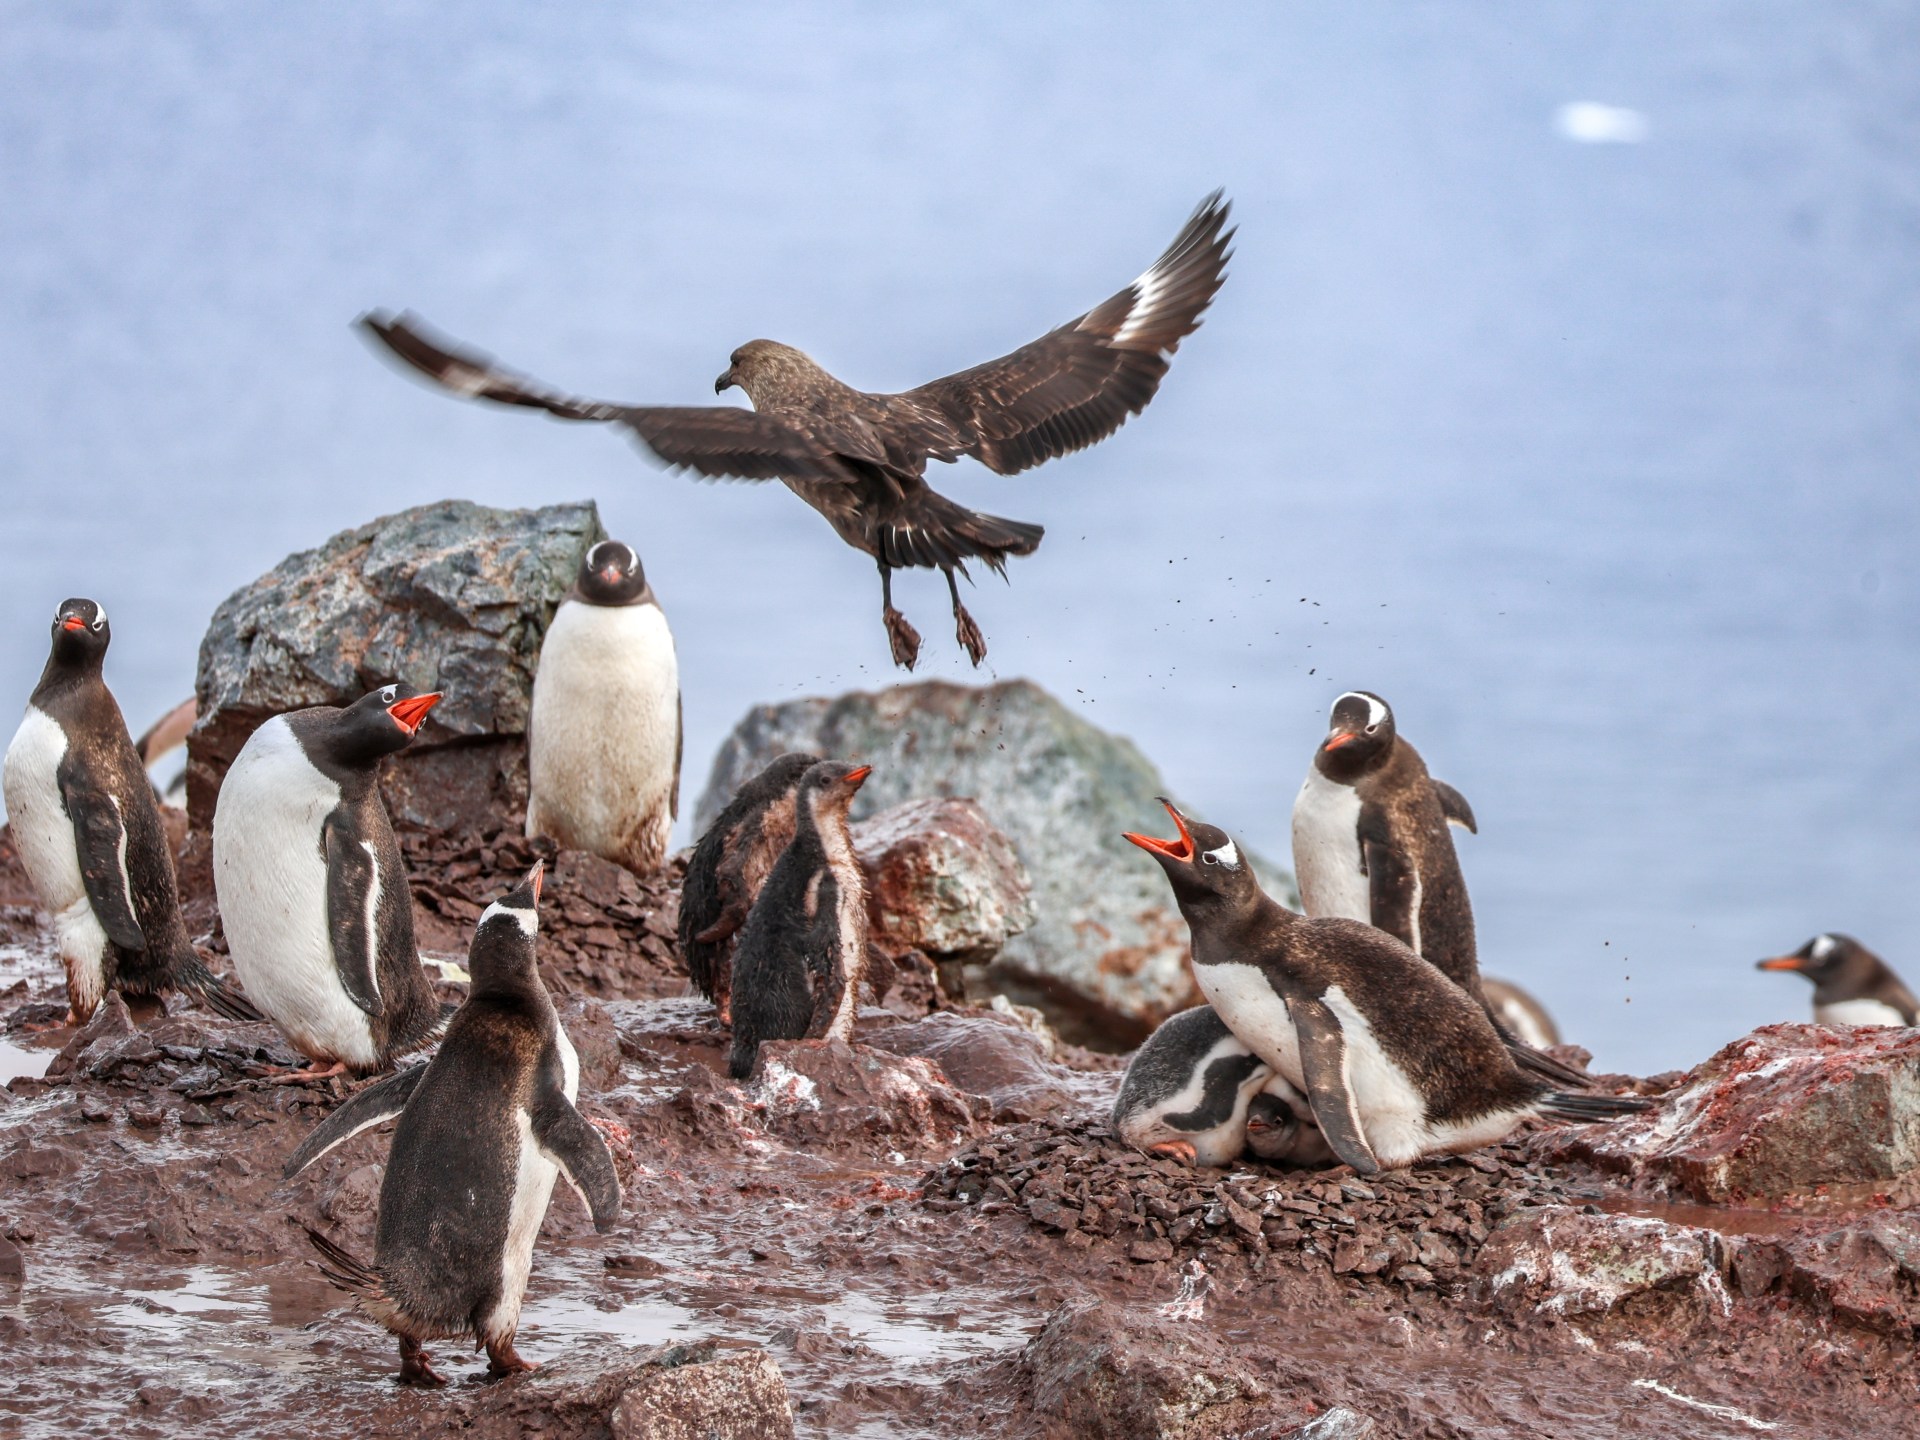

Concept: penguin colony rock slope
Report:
left=1113, top=1004, right=1332, bottom=1168
left=287, top=863, right=620, bottom=1384
left=1291, top=690, right=1587, bottom=1089
left=3, top=598, right=256, bottom=1024
left=1757, top=934, right=1918, bottom=1028
left=678, top=750, right=822, bottom=1021
left=1127, top=800, right=1647, bottom=1174
left=726, top=759, right=873, bottom=1079
left=213, top=683, right=445, bottom=1075
left=358, top=193, right=1233, bottom=669
left=525, top=538, right=681, bottom=874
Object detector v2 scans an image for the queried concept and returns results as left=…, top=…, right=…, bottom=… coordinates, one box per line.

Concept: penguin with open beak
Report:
left=1125, top=799, right=1647, bottom=1173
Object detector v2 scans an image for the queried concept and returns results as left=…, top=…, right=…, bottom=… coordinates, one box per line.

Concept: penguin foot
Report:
left=398, top=1339, right=446, bottom=1387
left=953, top=603, right=988, bottom=667
left=265, top=1059, right=350, bottom=1085
left=1148, top=1140, right=1198, bottom=1166
left=484, top=1337, right=537, bottom=1379
left=883, top=607, right=922, bottom=669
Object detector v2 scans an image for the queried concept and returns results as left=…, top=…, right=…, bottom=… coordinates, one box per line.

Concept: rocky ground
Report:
left=4, top=825, right=1919, bottom=1440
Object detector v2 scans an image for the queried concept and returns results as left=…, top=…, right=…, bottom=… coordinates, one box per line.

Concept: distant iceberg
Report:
left=1554, top=101, right=1649, bottom=144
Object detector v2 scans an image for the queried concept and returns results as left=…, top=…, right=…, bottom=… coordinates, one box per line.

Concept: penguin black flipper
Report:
left=1431, top=781, right=1477, bottom=834
left=1360, top=836, right=1417, bottom=956
left=530, top=1096, right=622, bottom=1232
left=1287, top=992, right=1381, bottom=1175
left=65, top=780, right=146, bottom=951
left=281, top=1063, right=428, bottom=1178
left=175, top=956, right=266, bottom=1024
left=1507, top=1039, right=1595, bottom=1090
left=323, top=814, right=385, bottom=1017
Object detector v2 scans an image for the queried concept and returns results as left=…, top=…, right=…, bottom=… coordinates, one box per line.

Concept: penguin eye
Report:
left=1364, top=724, right=1379, bottom=735
left=1201, top=853, right=1217, bottom=866
left=89, top=617, right=105, bottom=633
left=381, top=685, right=397, bottom=703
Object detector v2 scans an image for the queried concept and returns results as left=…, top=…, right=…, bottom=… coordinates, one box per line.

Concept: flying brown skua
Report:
left=360, top=193, right=1232, bottom=668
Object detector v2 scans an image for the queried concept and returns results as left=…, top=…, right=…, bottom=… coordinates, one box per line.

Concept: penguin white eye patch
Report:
left=1200, top=840, right=1240, bottom=869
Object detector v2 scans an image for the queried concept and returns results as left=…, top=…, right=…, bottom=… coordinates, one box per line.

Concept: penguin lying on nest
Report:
left=1127, top=800, right=1650, bottom=1175
left=285, top=862, right=620, bottom=1385
left=3, top=598, right=258, bottom=1025
left=1113, top=1004, right=1334, bottom=1168
left=726, top=760, right=873, bottom=1079
left=1290, top=690, right=1591, bottom=1089
left=678, top=751, right=822, bottom=1022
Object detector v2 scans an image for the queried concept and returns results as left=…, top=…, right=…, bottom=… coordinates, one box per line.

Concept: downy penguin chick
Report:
left=679, top=751, right=822, bottom=1021
left=213, top=683, right=444, bottom=1075
left=3, top=598, right=257, bottom=1023
left=288, top=863, right=621, bottom=1384
left=726, top=760, right=872, bottom=1079
left=525, top=539, right=681, bottom=873
left=1113, top=1004, right=1281, bottom=1167
left=1291, top=691, right=1589, bottom=1089
left=1244, top=1084, right=1339, bottom=1168
left=1126, top=800, right=1647, bottom=1174
left=1757, top=934, right=1917, bottom=1027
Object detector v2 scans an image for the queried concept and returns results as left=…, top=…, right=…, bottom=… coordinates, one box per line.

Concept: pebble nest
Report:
left=922, top=1115, right=1589, bottom=1291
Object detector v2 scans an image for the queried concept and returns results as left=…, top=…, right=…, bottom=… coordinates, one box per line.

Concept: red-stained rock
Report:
left=1535, top=1023, right=1920, bottom=1204
left=1779, top=1216, right=1920, bottom=1334
left=1472, top=1205, right=1730, bottom=1319
left=747, top=1039, right=988, bottom=1152
left=861, top=1010, right=1118, bottom=1122
left=853, top=798, right=1034, bottom=963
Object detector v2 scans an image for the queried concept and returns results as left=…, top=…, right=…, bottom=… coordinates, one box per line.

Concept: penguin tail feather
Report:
left=1541, top=1091, right=1653, bottom=1123
left=304, top=1226, right=381, bottom=1296
left=180, top=957, right=265, bottom=1024
left=1508, top=1041, right=1596, bottom=1091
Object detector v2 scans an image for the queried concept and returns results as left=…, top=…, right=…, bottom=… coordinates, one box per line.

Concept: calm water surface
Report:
left=2, top=4, right=1915, bottom=1072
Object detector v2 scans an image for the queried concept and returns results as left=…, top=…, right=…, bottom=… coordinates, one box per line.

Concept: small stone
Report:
left=1128, top=1237, right=1175, bottom=1264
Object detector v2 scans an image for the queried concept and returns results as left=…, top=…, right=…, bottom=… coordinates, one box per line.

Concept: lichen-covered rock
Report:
left=610, top=1344, right=795, bottom=1440
left=1021, top=1299, right=1310, bottom=1439
left=1536, top=1023, right=1920, bottom=1204
left=1472, top=1205, right=1730, bottom=1319
left=186, top=499, right=603, bottom=834
left=854, top=798, right=1034, bottom=963
left=695, top=681, right=1291, bottom=1046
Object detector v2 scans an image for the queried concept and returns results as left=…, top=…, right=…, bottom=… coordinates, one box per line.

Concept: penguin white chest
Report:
left=212, top=718, right=378, bottom=1068
left=487, top=1024, right=581, bottom=1344
left=1291, top=769, right=1370, bottom=923
left=1192, top=962, right=1304, bottom=1089
left=4, top=707, right=111, bottom=1001
left=1816, top=999, right=1908, bottom=1028
left=527, top=600, right=679, bottom=869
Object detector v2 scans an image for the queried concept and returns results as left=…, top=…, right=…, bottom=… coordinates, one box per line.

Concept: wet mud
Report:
left=3, top=833, right=1917, bottom=1437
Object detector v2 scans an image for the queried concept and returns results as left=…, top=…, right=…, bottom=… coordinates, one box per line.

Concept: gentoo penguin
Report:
left=213, top=683, right=444, bottom=1075
left=678, top=751, right=822, bottom=1020
left=287, top=863, right=620, bottom=1384
left=1291, top=691, right=1589, bottom=1089
left=1112, top=1005, right=1279, bottom=1166
left=525, top=539, right=681, bottom=873
left=1125, top=800, right=1647, bottom=1174
left=3, top=598, right=256, bottom=1023
left=1480, top=976, right=1562, bottom=1049
left=1757, top=934, right=1917, bottom=1028
left=726, top=759, right=872, bottom=1080
left=1244, top=1085, right=1339, bottom=1168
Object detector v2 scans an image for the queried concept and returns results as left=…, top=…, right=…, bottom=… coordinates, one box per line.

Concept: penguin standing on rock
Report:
left=3, top=598, right=257, bottom=1024
left=213, top=683, right=444, bottom=1076
left=286, top=863, right=621, bottom=1385
left=1126, top=800, right=1648, bottom=1174
left=678, top=751, right=822, bottom=1020
left=726, top=760, right=872, bottom=1079
left=1291, top=691, right=1588, bottom=1089
left=526, top=539, right=681, bottom=874
left=1757, top=934, right=1917, bottom=1028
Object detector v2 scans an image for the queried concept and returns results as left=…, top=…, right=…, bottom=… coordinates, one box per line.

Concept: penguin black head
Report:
left=798, top=759, right=871, bottom=816
left=318, top=682, right=442, bottom=767
left=1315, top=691, right=1395, bottom=782
left=1123, top=799, right=1257, bottom=910
left=47, top=597, right=111, bottom=668
left=1244, top=1092, right=1301, bottom=1161
left=1756, top=933, right=1873, bottom=988
left=575, top=540, right=650, bottom=607
left=469, top=861, right=544, bottom=992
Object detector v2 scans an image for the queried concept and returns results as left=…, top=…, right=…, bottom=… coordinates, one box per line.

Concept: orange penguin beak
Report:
left=387, top=692, right=441, bottom=735
left=1123, top=798, right=1196, bottom=862
left=1322, top=731, right=1360, bottom=752
left=61, top=616, right=87, bottom=632
left=1756, top=956, right=1806, bottom=973
left=843, top=764, right=872, bottom=789
left=529, top=859, right=544, bottom=905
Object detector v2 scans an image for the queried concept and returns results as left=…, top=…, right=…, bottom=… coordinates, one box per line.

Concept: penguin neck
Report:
left=1179, top=889, right=1292, bottom=967
left=31, top=649, right=107, bottom=711
left=467, top=952, right=552, bottom=1013
left=794, top=791, right=851, bottom=870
